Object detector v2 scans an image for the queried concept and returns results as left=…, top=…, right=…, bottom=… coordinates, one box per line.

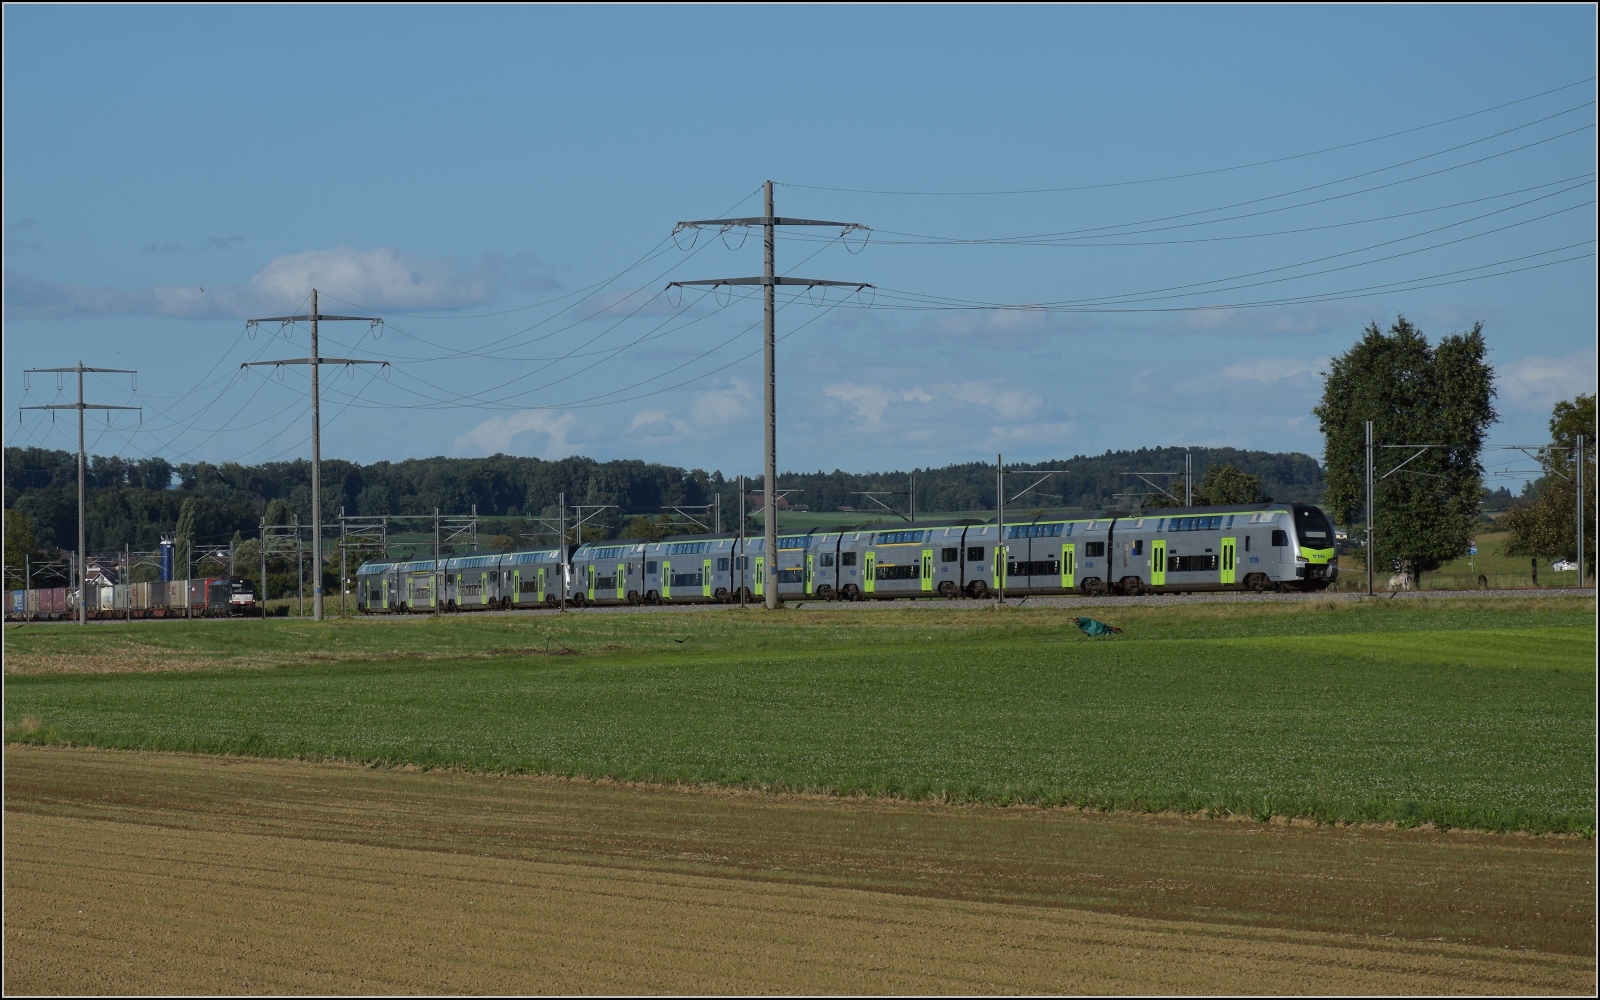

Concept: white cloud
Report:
left=824, top=382, right=896, bottom=424
left=1220, top=357, right=1323, bottom=383
left=1498, top=351, right=1598, bottom=412
left=452, top=410, right=578, bottom=458
left=688, top=379, right=756, bottom=428
left=4, top=245, right=560, bottom=320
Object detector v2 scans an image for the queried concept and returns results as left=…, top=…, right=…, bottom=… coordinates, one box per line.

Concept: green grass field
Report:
left=1338, top=530, right=1584, bottom=591
left=4, top=597, right=1593, bottom=834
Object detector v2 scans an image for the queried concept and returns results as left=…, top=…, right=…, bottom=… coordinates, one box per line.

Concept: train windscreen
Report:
left=1293, top=507, right=1335, bottom=549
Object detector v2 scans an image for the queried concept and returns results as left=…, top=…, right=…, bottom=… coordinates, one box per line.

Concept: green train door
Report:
left=1061, top=543, right=1075, bottom=590
left=585, top=564, right=596, bottom=601
left=480, top=571, right=490, bottom=607
left=662, top=560, right=673, bottom=601
left=863, top=552, right=876, bottom=594
left=380, top=578, right=389, bottom=611
left=805, top=553, right=814, bottom=595
left=993, top=545, right=1007, bottom=590
left=1220, top=537, right=1236, bottom=585
left=618, top=563, right=628, bottom=601
left=1150, top=540, right=1167, bottom=587
left=536, top=567, right=546, bottom=603
left=920, top=548, right=933, bottom=592
left=752, top=557, right=763, bottom=598
left=702, top=558, right=712, bottom=599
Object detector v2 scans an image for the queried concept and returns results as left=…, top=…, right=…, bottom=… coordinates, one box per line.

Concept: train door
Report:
left=537, top=567, right=547, bottom=603
left=662, top=560, right=673, bottom=601
left=863, top=551, right=875, bottom=594
left=805, top=553, right=814, bottom=595
left=1151, top=540, right=1167, bottom=587
left=993, top=545, right=1006, bottom=591
left=920, top=548, right=933, bottom=593
left=1220, top=537, right=1236, bottom=585
left=480, top=571, right=490, bottom=607
left=587, top=564, right=596, bottom=601
left=752, top=557, right=764, bottom=598
left=702, top=558, right=712, bottom=599
left=1061, top=543, right=1075, bottom=590
left=619, top=563, right=629, bottom=602
left=512, top=569, right=521, bottom=606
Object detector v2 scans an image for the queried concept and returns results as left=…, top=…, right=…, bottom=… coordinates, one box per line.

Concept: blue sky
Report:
left=4, top=5, right=1595, bottom=489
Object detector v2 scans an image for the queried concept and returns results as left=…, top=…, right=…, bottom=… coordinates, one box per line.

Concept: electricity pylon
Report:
left=21, top=363, right=139, bottom=625
left=244, top=289, right=386, bottom=621
left=669, top=181, right=870, bottom=609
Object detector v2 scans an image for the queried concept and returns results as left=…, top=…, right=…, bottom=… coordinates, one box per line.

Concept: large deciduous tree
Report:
left=1314, top=316, right=1495, bottom=587
left=1502, top=394, right=1595, bottom=575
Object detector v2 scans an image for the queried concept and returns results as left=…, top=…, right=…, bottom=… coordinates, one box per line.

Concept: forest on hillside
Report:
left=4, top=445, right=1323, bottom=559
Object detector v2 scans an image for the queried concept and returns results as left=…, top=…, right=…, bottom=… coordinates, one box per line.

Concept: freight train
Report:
left=5, top=577, right=257, bottom=621
left=353, top=502, right=1337, bottom=612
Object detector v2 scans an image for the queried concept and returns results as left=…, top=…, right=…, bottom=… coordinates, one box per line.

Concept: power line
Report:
left=867, top=114, right=1595, bottom=246
left=777, top=77, right=1595, bottom=195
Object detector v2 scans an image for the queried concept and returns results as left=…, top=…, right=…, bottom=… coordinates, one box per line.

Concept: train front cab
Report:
left=1102, top=504, right=1337, bottom=595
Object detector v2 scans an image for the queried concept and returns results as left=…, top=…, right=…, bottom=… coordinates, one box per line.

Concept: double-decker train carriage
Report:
left=350, top=502, right=1336, bottom=613
left=356, top=548, right=568, bottom=613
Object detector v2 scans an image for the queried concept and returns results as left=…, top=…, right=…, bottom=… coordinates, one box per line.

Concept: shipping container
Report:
left=39, top=587, right=67, bottom=618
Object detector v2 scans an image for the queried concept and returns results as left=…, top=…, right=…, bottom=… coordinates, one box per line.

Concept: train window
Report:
left=646, top=561, right=659, bottom=574
left=1271, top=530, right=1288, bottom=547
left=820, top=553, right=835, bottom=567
left=1083, top=542, right=1106, bottom=558
left=717, top=558, right=730, bottom=572
left=941, top=547, right=959, bottom=563
left=1131, top=539, right=1144, bottom=555
left=1169, top=554, right=1220, bottom=572
left=841, top=552, right=857, bottom=567
left=966, top=546, right=984, bottom=561
left=1244, top=536, right=1251, bottom=552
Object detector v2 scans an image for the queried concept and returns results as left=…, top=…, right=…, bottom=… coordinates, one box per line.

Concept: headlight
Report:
left=1295, top=556, right=1308, bottom=565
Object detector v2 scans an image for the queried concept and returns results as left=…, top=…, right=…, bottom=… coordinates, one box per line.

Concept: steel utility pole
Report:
left=22, top=363, right=139, bottom=625
left=1577, top=434, right=1586, bottom=589
left=996, top=454, right=1004, bottom=607
left=1365, top=421, right=1375, bottom=596
left=669, top=182, right=870, bottom=610
left=244, top=290, right=386, bottom=621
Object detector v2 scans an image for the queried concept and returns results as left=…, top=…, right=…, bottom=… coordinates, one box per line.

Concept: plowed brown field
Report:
left=5, top=746, right=1593, bottom=994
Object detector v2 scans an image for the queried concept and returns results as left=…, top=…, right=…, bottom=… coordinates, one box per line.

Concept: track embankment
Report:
left=5, top=746, right=1593, bottom=994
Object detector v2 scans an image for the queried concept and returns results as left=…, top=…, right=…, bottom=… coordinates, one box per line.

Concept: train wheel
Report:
left=645, top=590, right=661, bottom=605
left=629, top=590, right=644, bottom=605
left=815, top=585, right=835, bottom=601
left=966, top=580, right=989, bottom=599
left=1120, top=576, right=1143, bottom=597
left=1081, top=577, right=1106, bottom=597
left=938, top=580, right=958, bottom=599
left=1246, top=573, right=1268, bottom=592
left=711, top=588, right=728, bottom=604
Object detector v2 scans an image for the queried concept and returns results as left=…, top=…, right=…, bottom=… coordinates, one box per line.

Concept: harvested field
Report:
left=4, top=747, right=1594, bottom=994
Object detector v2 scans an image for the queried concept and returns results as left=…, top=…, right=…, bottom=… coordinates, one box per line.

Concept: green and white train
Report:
left=353, top=502, right=1337, bottom=612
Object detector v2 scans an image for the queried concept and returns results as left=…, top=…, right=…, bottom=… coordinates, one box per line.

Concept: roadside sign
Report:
left=1469, top=544, right=1477, bottom=555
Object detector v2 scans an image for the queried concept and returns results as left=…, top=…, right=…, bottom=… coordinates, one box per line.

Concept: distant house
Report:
left=84, top=560, right=120, bottom=586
